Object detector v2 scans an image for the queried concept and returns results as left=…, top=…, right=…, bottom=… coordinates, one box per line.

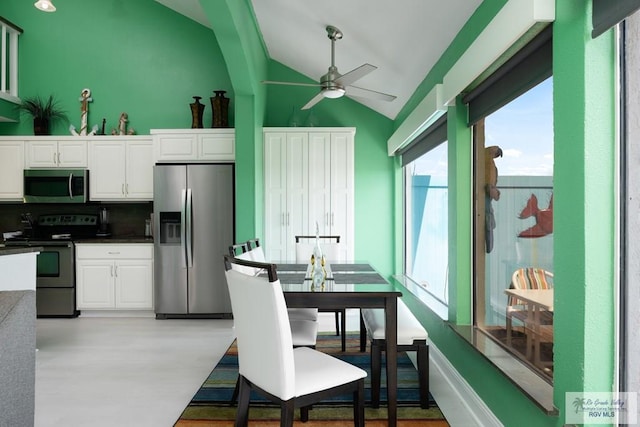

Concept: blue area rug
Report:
left=191, top=334, right=435, bottom=407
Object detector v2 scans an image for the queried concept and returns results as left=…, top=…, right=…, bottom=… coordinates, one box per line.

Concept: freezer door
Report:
left=186, top=164, right=235, bottom=314
left=153, top=165, right=188, bottom=314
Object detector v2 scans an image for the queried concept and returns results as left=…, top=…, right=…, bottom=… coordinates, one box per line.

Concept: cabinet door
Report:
left=284, top=133, right=309, bottom=260
left=0, top=142, right=24, bottom=199
left=89, top=141, right=127, bottom=200
left=115, top=260, right=153, bottom=309
left=329, top=132, right=355, bottom=261
left=307, top=132, right=331, bottom=236
left=57, top=140, right=88, bottom=167
left=154, top=134, right=197, bottom=161
left=76, top=260, right=115, bottom=309
left=264, top=133, right=288, bottom=261
left=26, top=140, right=57, bottom=167
left=125, top=139, right=153, bottom=200
left=198, top=133, right=235, bottom=160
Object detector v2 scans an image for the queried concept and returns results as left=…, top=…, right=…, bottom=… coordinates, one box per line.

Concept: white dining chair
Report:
left=223, top=255, right=366, bottom=426
left=246, top=238, right=320, bottom=324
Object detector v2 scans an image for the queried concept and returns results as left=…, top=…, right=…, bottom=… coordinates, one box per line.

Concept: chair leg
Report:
left=281, top=399, right=295, bottom=427
left=506, top=316, right=513, bottom=346
left=341, top=309, right=347, bottom=352
left=235, top=375, right=251, bottom=427
left=370, top=340, right=382, bottom=408
left=359, top=314, right=367, bottom=352
left=300, top=405, right=310, bottom=422
left=334, top=311, right=340, bottom=336
left=354, top=379, right=365, bottom=427
left=417, top=344, right=430, bottom=409
left=230, top=375, right=240, bottom=405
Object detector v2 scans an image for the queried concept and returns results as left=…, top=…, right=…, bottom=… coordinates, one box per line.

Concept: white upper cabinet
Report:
left=26, top=140, right=87, bottom=168
left=263, top=128, right=355, bottom=261
left=88, top=137, right=153, bottom=201
left=151, top=128, right=235, bottom=162
left=0, top=141, right=25, bottom=200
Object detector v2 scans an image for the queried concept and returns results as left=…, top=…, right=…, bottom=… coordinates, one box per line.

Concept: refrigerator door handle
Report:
left=181, top=188, right=188, bottom=268
left=186, top=188, right=193, bottom=268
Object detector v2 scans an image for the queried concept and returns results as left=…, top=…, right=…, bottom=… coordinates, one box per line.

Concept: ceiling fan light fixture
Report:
left=322, top=87, right=345, bottom=99
left=34, top=0, right=56, bottom=12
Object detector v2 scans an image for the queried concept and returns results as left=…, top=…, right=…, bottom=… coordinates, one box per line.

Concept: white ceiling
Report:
left=154, top=0, right=483, bottom=120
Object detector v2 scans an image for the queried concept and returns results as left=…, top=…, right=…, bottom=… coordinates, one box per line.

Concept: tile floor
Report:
left=35, top=310, right=479, bottom=427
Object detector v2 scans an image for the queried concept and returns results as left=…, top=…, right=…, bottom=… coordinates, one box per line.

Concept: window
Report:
left=401, top=116, right=449, bottom=318
left=473, top=77, right=554, bottom=381
left=404, top=141, right=448, bottom=308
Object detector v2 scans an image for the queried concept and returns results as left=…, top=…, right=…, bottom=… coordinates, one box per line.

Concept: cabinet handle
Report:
left=53, top=153, right=57, bottom=164
left=122, top=184, right=125, bottom=195
left=57, top=152, right=61, bottom=164
left=126, top=183, right=129, bottom=195
left=107, top=252, right=120, bottom=255
left=110, top=265, right=114, bottom=277
left=287, top=212, right=290, bottom=226
left=114, top=265, right=118, bottom=277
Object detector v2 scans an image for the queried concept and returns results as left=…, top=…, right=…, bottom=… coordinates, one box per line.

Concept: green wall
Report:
left=0, top=0, right=233, bottom=135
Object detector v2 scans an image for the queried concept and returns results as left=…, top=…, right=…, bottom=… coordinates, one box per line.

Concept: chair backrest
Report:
left=508, top=267, right=554, bottom=305
left=246, top=238, right=267, bottom=263
left=223, top=255, right=295, bottom=400
left=294, top=235, right=341, bottom=263
left=229, top=242, right=248, bottom=256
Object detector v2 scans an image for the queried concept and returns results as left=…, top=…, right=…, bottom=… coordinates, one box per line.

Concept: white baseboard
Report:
left=429, top=342, right=503, bottom=427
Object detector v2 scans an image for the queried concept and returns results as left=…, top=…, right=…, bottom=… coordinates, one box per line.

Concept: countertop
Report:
left=74, top=236, right=154, bottom=244
left=0, top=246, right=43, bottom=256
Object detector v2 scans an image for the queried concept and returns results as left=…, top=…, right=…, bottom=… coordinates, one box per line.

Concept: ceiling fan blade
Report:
left=345, top=85, right=397, bottom=102
left=335, top=64, right=376, bottom=86
left=262, top=80, right=321, bottom=87
left=301, top=92, right=326, bottom=110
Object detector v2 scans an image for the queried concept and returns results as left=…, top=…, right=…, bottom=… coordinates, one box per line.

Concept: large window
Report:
left=404, top=140, right=448, bottom=308
left=473, top=77, right=554, bottom=381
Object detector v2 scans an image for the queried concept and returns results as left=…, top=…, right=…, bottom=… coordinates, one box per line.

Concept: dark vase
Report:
left=210, top=90, right=230, bottom=128
left=33, top=117, right=50, bottom=135
left=190, top=96, right=205, bottom=129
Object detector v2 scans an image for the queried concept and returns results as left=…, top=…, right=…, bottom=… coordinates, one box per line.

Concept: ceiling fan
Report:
left=262, top=25, right=397, bottom=110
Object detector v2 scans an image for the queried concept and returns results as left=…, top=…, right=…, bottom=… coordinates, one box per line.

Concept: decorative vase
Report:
left=33, top=117, right=50, bottom=135
left=210, top=90, right=229, bottom=128
left=190, top=96, right=205, bottom=129
left=287, top=106, right=301, bottom=127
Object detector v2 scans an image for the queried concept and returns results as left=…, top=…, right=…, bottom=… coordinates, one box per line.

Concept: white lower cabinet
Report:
left=76, top=244, right=153, bottom=310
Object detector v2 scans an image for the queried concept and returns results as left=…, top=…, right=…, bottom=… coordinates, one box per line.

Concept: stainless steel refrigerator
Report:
left=153, top=164, right=235, bottom=318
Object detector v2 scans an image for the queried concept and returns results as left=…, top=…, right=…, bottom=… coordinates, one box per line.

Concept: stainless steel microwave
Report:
left=23, top=169, right=89, bottom=203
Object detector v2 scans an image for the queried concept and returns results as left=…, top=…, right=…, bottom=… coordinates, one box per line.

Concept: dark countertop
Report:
left=0, top=246, right=43, bottom=256
left=74, top=236, right=154, bottom=244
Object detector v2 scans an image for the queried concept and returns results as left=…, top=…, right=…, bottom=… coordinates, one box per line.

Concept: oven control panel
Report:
left=37, top=214, right=98, bottom=226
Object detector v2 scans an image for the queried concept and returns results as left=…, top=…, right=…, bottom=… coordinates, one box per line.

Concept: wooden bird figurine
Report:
left=485, top=145, right=503, bottom=201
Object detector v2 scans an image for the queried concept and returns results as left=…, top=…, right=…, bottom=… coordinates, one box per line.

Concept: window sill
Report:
left=449, top=324, right=558, bottom=415
left=393, top=274, right=557, bottom=415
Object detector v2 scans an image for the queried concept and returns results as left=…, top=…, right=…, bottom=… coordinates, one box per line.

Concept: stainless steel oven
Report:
left=4, top=240, right=78, bottom=317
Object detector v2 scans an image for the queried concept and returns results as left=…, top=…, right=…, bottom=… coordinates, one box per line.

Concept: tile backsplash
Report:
left=0, top=202, right=153, bottom=238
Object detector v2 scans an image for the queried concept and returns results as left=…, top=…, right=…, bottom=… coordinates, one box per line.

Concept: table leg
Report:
left=385, top=296, right=398, bottom=427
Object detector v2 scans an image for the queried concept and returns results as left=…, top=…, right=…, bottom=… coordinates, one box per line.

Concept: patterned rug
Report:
left=175, top=334, right=448, bottom=426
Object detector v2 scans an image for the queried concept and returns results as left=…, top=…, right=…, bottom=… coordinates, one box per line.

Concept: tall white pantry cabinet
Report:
left=263, top=127, right=355, bottom=261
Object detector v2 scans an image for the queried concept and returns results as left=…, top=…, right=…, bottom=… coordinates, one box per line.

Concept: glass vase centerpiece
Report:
left=310, top=222, right=326, bottom=289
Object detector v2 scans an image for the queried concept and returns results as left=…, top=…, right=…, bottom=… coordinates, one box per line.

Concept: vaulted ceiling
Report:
left=154, top=0, right=482, bottom=120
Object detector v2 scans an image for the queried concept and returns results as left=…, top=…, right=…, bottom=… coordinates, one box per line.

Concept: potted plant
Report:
left=16, top=95, right=68, bottom=135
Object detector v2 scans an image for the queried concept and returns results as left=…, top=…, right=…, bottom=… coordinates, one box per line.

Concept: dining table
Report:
left=504, top=288, right=554, bottom=367
left=274, top=261, right=403, bottom=427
